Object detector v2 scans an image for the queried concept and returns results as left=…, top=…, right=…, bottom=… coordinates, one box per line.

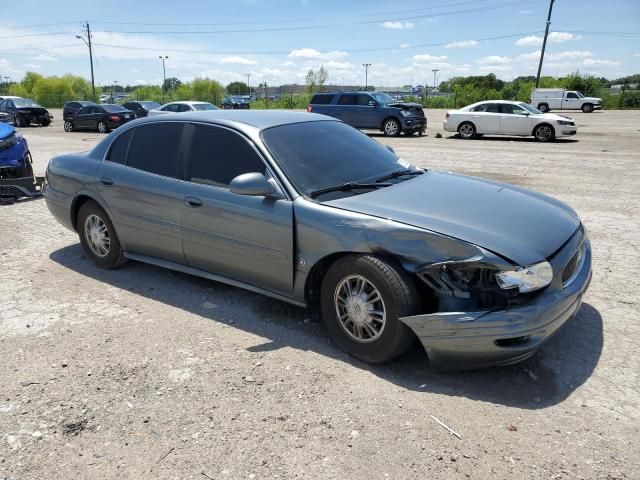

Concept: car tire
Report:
left=534, top=124, right=555, bottom=142
left=77, top=201, right=126, bottom=269
left=383, top=118, right=401, bottom=137
left=538, top=103, right=549, bottom=113
left=320, top=255, right=418, bottom=363
left=458, top=121, right=476, bottom=139
left=14, top=116, right=26, bottom=128
left=581, top=103, right=593, bottom=113
left=40, top=119, right=51, bottom=127
left=63, top=121, right=74, bottom=132
left=97, top=121, right=109, bottom=134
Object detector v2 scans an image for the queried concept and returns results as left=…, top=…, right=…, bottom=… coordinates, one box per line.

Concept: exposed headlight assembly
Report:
left=557, top=120, right=573, bottom=126
left=400, top=110, right=414, bottom=117
left=495, top=261, right=553, bottom=293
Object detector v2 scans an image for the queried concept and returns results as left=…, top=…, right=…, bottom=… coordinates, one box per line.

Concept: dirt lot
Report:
left=1, top=109, right=639, bottom=479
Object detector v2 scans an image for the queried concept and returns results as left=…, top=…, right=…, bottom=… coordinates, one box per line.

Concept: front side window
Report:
left=566, top=92, right=578, bottom=99
left=357, top=94, right=374, bottom=106
left=187, top=125, right=266, bottom=188
left=127, top=123, right=184, bottom=178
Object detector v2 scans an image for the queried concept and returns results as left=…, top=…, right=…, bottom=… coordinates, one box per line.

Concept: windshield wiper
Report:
left=375, top=169, right=424, bottom=183
left=309, top=182, right=391, bottom=199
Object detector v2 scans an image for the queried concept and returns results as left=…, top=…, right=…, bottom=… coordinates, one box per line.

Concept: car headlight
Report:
left=495, top=261, right=553, bottom=293
left=557, top=120, right=573, bottom=126
left=400, top=110, right=413, bottom=117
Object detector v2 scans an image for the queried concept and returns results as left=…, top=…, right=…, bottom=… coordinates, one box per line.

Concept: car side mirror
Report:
left=368, top=100, right=377, bottom=107
left=386, top=145, right=396, bottom=154
left=229, top=172, right=277, bottom=197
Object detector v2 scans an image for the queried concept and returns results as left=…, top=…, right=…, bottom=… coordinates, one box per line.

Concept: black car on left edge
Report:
left=64, top=104, right=135, bottom=133
left=122, top=101, right=162, bottom=118
left=0, top=98, right=53, bottom=127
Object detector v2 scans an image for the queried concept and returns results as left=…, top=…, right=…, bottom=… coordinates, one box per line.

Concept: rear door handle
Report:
left=184, top=196, right=203, bottom=208
left=100, top=177, right=114, bottom=186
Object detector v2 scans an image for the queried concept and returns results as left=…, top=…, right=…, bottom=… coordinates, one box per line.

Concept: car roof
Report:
left=125, top=110, right=332, bottom=130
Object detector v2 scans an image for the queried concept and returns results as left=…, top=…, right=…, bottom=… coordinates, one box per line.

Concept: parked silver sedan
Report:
left=443, top=100, right=577, bottom=142
left=44, top=111, right=591, bottom=370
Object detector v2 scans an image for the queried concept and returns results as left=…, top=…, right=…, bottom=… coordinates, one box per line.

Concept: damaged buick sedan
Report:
left=44, top=111, right=591, bottom=370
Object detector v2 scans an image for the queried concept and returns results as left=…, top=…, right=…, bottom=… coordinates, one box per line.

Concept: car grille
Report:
left=562, top=244, right=584, bottom=287
left=0, top=185, right=25, bottom=198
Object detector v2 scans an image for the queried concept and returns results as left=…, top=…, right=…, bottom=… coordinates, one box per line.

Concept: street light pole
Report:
left=159, top=56, right=168, bottom=102
left=75, top=21, right=95, bottom=99
left=362, top=63, right=371, bottom=91
left=432, top=69, right=439, bottom=97
left=246, top=73, right=251, bottom=97
left=536, top=0, right=555, bottom=88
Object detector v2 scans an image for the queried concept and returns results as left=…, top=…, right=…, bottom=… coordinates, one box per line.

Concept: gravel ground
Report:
left=1, top=109, right=638, bottom=479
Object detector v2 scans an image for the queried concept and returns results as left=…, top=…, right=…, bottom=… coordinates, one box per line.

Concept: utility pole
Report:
left=536, top=0, right=555, bottom=88
left=76, top=22, right=95, bottom=99
left=246, top=73, right=251, bottom=96
left=362, top=63, right=371, bottom=91
left=159, top=56, right=168, bottom=102
left=432, top=69, right=439, bottom=97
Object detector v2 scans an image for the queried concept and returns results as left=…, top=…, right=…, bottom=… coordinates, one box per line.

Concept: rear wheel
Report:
left=581, top=103, right=593, bottom=113
left=458, top=121, right=476, bottom=139
left=538, top=103, right=549, bottom=113
left=383, top=118, right=401, bottom=137
left=534, top=124, right=555, bottom=142
left=97, top=121, right=109, bottom=133
left=77, top=201, right=126, bottom=269
left=63, top=121, right=73, bottom=132
left=320, top=255, right=418, bottom=363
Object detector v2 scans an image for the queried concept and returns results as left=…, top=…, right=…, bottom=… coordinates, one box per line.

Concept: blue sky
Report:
left=1, top=0, right=639, bottom=87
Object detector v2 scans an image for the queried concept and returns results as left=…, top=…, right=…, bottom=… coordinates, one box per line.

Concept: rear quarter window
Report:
left=310, top=94, right=335, bottom=105
left=107, top=129, right=132, bottom=165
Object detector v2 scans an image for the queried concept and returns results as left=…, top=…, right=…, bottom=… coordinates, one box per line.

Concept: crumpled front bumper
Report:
left=400, top=232, right=592, bottom=371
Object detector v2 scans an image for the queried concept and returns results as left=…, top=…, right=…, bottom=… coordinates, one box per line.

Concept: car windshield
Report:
left=370, top=92, right=396, bottom=105
left=140, top=101, right=161, bottom=109
left=193, top=103, right=218, bottom=111
left=262, top=120, right=416, bottom=198
left=520, top=103, right=543, bottom=114
left=102, top=104, right=128, bottom=113
left=14, top=98, right=40, bottom=108
left=575, top=91, right=585, bottom=98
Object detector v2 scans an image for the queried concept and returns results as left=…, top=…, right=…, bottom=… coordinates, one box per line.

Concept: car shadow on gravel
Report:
left=51, top=244, right=603, bottom=410
left=444, top=135, right=579, bottom=143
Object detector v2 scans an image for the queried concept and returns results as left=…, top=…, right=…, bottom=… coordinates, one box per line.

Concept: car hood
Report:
left=387, top=102, right=423, bottom=111
left=325, top=171, right=580, bottom=266
left=0, top=122, right=14, bottom=139
left=584, top=96, right=602, bottom=102
left=534, top=112, right=574, bottom=122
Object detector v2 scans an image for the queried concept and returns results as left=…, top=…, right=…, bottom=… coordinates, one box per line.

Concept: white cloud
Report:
left=219, top=56, right=257, bottom=65
left=478, top=65, right=513, bottom=72
left=325, top=60, right=354, bottom=70
left=476, top=55, right=511, bottom=65
left=288, top=48, right=348, bottom=60
left=633, top=53, right=640, bottom=58
left=399, top=43, right=410, bottom=49
left=583, top=58, right=621, bottom=67
left=0, top=58, right=10, bottom=68
left=23, top=63, right=42, bottom=70
left=413, top=54, right=448, bottom=63
left=281, top=61, right=296, bottom=67
left=519, top=9, right=532, bottom=14
left=382, top=21, right=415, bottom=30
left=516, top=32, right=578, bottom=47
left=445, top=40, right=479, bottom=49
left=517, top=50, right=594, bottom=63
left=31, top=54, right=57, bottom=62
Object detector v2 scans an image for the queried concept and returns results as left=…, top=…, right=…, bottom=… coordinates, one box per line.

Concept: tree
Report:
left=226, top=81, right=249, bottom=94
left=163, top=77, right=182, bottom=92
left=305, top=66, right=329, bottom=94
left=20, top=72, right=43, bottom=96
left=317, top=66, right=328, bottom=92
left=305, top=69, right=316, bottom=94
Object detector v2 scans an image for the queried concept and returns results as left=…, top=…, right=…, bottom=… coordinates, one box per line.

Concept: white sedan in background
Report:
left=443, top=100, right=577, bottom=142
left=147, top=101, right=218, bottom=116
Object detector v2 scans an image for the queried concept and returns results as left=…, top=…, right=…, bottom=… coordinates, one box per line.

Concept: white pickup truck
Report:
left=531, top=88, right=602, bottom=113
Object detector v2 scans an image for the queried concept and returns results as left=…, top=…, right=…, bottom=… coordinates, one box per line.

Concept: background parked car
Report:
left=0, top=98, right=53, bottom=127
left=531, top=88, right=602, bottom=113
left=443, top=100, right=577, bottom=142
left=64, top=104, right=135, bottom=133
left=122, top=101, right=162, bottom=118
left=147, top=101, right=219, bottom=116
left=307, top=91, right=426, bottom=136
left=63, top=100, right=97, bottom=122
left=222, top=95, right=250, bottom=109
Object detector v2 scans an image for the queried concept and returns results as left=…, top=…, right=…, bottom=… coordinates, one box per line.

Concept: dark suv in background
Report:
left=63, top=100, right=97, bottom=122
left=307, top=91, right=426, bottom=136
left=122, top=101, right=162, bottom=118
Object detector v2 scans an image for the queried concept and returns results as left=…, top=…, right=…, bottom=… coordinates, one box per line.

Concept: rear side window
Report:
left=107, top=129, right=132, bottom=164
left=485, top=103, right=500, bottom=113
left=187, top=125, right=265, bottom=188
left=338, top=94, right=358, bottom=105
left=127, top=123, right=184, bottom=178
left=310, top=94, right=334, bottom=105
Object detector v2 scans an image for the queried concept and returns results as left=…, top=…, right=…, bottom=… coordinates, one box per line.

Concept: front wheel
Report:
left=77, top=201, right=126, bottom=269
left=458, top=121, right=476, bottom=139
left=320, top=255, right=418, bottom=363
left=14, top=115, right=26, bottom=127
left=534, top=124, right=555, bottom=142
left=97, top=121, right=109, bottom=133
left=63, top=121, right=73, bottom=132
left=383, top=118, right=401, bottom=137
left=581, top=103, right=593, bottom=113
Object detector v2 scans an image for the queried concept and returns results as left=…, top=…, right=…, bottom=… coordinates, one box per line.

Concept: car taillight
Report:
left=306, top=106, right=312, bottom=112
left=110, top=115, right=120, bottom=121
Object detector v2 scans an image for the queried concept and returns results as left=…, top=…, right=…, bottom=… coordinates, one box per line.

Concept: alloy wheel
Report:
left=84, top=214, right=110, bottom=257
left=384, top=120, right=399, bottom=136
left=459, top=123, right=474, bottom=139
left=535, top=125, right=553, bottom=142
left=334, top=275, right=387, bottom=343
left=64, top=121, right=73, bottom=132
left=98, top=122, right=107, bottom=133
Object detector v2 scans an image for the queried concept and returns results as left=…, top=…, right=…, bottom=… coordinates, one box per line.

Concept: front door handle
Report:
left=184, top=196, right=203, bottom=208
left=100, top=177, right=114, bottom=186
